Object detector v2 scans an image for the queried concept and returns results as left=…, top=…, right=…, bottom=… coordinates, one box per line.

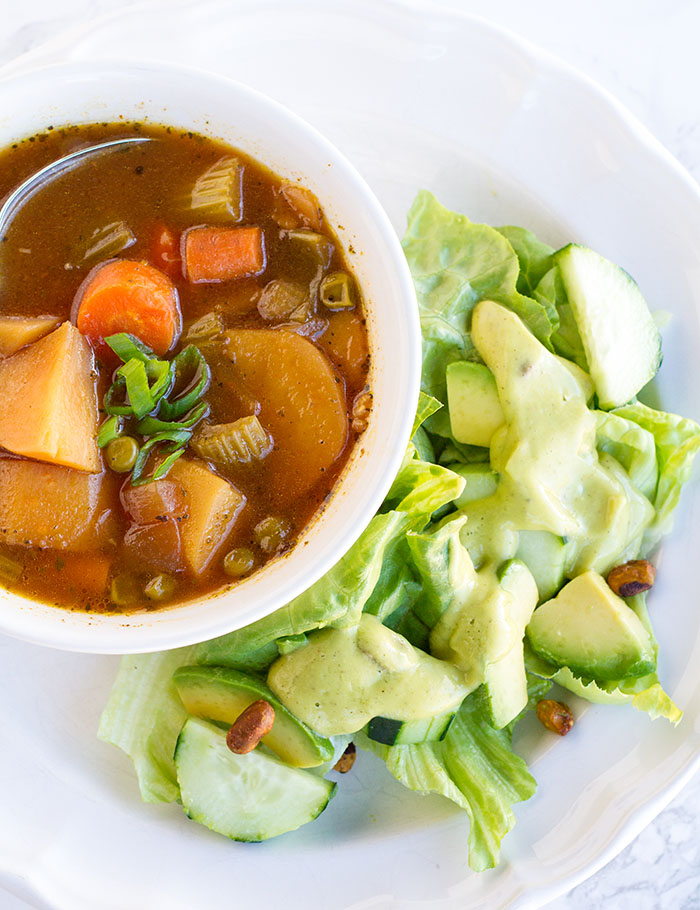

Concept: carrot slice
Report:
left=72, top=259, right=181, bottom=356
left=182, top=226, right=265, bottom=283
left=150, top=224, right=181, bottom=280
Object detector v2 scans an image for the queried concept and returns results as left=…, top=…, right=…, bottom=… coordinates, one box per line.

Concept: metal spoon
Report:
left=0, top=136, right=153, bottom=238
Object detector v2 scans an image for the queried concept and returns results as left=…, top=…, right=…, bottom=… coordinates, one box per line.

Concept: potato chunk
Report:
left=223, top=329, right=348, bottom=502
left=169, top=458, right=246, bottom=576
left=0, top=322, right=100, bottom=472
left=0, top=459, right=115, bottom=550
left=0, top=316, right=60, bottom=357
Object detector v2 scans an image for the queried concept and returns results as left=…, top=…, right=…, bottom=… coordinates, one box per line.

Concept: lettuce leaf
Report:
left=594, top=409, right=659, bottom=500
left=402, top=191, right=555, bottom=437
left=358, top=690, right=536, bottom=871
left=534, top=266, right=588, bottom=370
left=551, top=666, right=681, bottom=724
left=98, top=646, right=196, bottom=803
left=495, top=225, right=555, bottom=297
left=611, top=401, right=700, bottom=548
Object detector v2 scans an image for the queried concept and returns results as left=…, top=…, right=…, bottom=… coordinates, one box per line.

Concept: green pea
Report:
left=144, top=574, right=176, bottom=602
left=223, top=547, right=256, bottom=577
left=254, top=516, right=290, bottom=554
left=105, top=436, right=139, bottom=473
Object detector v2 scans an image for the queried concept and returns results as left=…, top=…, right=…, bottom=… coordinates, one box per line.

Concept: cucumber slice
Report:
left=367, top=710, right=455, bottom=745
left=555, top=244, right=661, bottom=409
left=173, top=666, right=334, bottom=768
left=446, top=361, right=505, bottom=447
left=175, top=718, right=336, bottom=842
left=450, top=463, right=499, bottom=509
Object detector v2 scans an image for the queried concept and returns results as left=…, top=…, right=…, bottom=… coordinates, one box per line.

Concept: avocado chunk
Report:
left=526, top=571, right=656, bottom=680
left=515, top=530, right=571, bottom=603
left=446, top=360, right=504, bottom=447
left=175, top=718, right=335, bottom=842
left=173, top=665, right=334, bottom=768
left=484, top=559, right=539, bottom=728
left=555, top=244, right=661, bottom=409
left=430, top=558, right=538, bottom=729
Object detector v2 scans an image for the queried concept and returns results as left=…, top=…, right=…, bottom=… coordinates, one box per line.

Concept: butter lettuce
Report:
left=358, top=690, right=536, bottom=871
left=611, top=401, right=700, bottom=548
left=402, top=190, right=555, bottom=437
left=98, top=646, right=196, bottom=803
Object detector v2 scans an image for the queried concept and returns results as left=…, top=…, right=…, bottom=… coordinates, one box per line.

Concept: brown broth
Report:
left=0, top=123, right=370, bottom=613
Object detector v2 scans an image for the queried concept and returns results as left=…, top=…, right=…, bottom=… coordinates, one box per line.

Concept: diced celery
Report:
left=191, top=415, right=273, bottom=466
left=190, top=157, right=243, bottom=222
left=79, top=221, right=136, bottom=266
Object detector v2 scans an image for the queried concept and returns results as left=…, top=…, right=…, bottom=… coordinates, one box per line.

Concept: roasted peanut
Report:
left=607, top=559, right=656, bottom=597
left=226, top=699, right=275, bottom=754
left=351, top=390, right=373, bottom=434
left=536, top=699, right=574, bottom=736
left=333, top=742, right=356, bottom=773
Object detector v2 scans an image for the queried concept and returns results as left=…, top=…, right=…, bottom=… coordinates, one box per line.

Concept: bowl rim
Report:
left=0, top=58, right=422, bottom=653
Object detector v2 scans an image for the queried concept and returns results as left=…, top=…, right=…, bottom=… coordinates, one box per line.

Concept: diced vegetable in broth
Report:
left=124, top=519, right=185, bottom=575
left=223, top=329, right=348, bottom=503
left=0, top=123, right=369, bottom=612
left=0, top=315, right=60, bottom=357
left=0, top=322, right=100, bottom=472
left=182, top=225, right=265, bottom=283
left=191, top=416, right=273, bottom=466
left=168, top=458, right=246, bottom=576
left=0, top=459, right=115, bottom=550
left=190, top=157, right=243, bottom=222
left=280, top=184, right=323, bottom=231
left=319, top=310, right=370, bottom=390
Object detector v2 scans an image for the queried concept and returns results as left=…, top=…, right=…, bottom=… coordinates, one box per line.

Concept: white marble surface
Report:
left=1, top=1, right=700, bottom=907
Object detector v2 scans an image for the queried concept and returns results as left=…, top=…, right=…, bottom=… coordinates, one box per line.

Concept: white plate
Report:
left=2, top=1, right=700, bottom=908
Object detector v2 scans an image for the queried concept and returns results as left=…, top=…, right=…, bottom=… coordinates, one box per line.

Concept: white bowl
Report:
left=0, top=61, right=421, bottom=653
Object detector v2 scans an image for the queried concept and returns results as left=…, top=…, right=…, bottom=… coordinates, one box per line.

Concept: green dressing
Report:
left=266, top=614, right=471, bottom=736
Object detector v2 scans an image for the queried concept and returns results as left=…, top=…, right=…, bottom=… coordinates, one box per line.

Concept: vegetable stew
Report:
left=0, top=123, right=370, bottom=612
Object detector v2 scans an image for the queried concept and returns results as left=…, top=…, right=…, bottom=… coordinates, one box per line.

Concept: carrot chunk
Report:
left=72, top=259, right=181, bottom=356
left=182, top=226, right=265, bottom=284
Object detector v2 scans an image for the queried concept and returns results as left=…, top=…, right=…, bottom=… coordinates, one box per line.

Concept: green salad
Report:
left=99, top=191, right=700, bottom=871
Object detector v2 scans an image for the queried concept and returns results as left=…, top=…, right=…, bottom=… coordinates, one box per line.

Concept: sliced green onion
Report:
left=97, top=415, right=125, bottom=448
left=136, top=400, right=210, bottom=436
left=183, top=311, right=224, bottom=343
left=106, top=333, right=157, bottom=364
left=158, top=346, right=211, bottom=420
left=103, top=375, right=132, bottom=416
left=145, top=358, right=175, bottom=405
left=118, top=359, right=155, bottom=419
left=192, top=415, right=272, bottom=466
left=320, top=272, right=354, bottom=310
left=190, top=157, right=243, bottom=222
left=80, top=221, right=136, bottom=266
left=131, top=429, right=192, bottom=486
